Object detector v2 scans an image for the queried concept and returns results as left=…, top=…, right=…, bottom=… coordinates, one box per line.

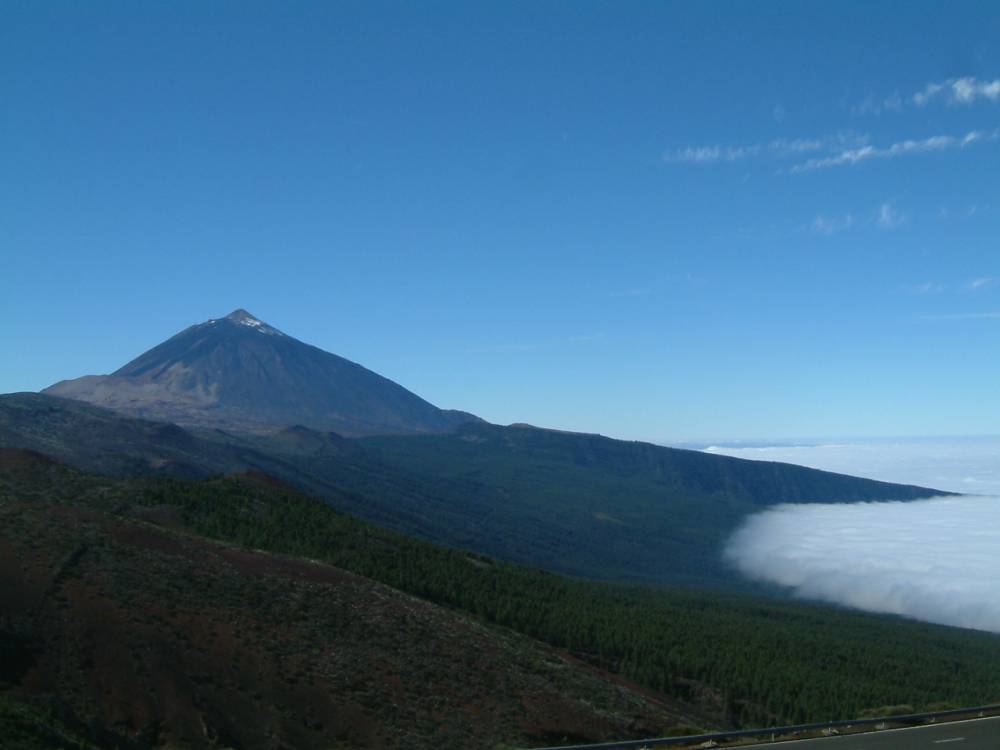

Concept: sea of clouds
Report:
left=704, top=438, right=1000, bottom=633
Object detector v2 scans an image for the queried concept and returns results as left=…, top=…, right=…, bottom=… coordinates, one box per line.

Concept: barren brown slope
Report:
left=0, top=451, right=707, bottom=750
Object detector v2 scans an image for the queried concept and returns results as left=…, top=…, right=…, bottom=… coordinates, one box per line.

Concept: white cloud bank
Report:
left=725, top=496, right=1000, bottom=633
left=712, top=438, right=1000, bottom=632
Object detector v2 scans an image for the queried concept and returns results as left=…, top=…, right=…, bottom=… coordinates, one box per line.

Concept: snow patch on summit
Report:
left=220, top=309, right=286, bottom=336
left=244, top=319, right=285, bottom=335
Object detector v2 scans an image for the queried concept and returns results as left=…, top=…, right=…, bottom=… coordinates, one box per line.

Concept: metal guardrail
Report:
left=529, top=703, right=1000, bottom=750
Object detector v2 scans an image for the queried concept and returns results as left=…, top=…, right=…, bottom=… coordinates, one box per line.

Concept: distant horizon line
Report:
left=657, top=434, right=1000, bottom=449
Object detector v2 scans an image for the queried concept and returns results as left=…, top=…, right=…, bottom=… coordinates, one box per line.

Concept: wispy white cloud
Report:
left=853, top=91, right=903, bottom=116
left=809, top=201, right=908, bottom=234
left=970, top=277, right=999, bottom=290
left=664, top=133, right=866, bottom=165
left=790, top=127, right=1000, bottom=172
left=913, top=77, right=1000, bottom=107
left=665, top=144, right=760, bottom=164
left=770, top=137, right=832, bottom=154
left=939, top=204, right=983, bottom=221
left=876, top=202, right=906, bottom=230
left=810, top=213, right=855, bottom=235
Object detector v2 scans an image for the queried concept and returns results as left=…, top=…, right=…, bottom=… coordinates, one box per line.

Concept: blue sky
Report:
left=3, top=2, right=999, bottom=441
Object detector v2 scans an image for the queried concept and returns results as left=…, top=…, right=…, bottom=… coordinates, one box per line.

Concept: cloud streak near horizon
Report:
left=725, top=496, right=1000, bottom=633
left=703, top=438, right=1000, bottom=495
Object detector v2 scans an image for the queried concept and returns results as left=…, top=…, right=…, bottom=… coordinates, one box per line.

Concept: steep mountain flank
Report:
left=44, top=309, right=479, bottom=436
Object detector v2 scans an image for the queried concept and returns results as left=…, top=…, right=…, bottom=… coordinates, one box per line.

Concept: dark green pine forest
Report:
left=5, top=457, right=998, bottom=732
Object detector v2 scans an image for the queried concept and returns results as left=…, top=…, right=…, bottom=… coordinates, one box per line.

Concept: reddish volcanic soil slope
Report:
left=0, top=454, right=701, bottom=749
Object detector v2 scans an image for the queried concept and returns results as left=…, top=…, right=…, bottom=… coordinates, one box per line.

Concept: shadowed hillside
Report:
left=2, top=450, right=999, bottom=741
left=0, top=449, right=702, bottom=750
left=0, top=392, right=948, bottom=588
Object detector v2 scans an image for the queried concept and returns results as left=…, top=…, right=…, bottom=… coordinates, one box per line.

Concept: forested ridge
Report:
left=0, top=393, right=945, bottom=590
left=0, top=452, right=700, bottom=749
left=5, top=455, right=998, bottom=730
